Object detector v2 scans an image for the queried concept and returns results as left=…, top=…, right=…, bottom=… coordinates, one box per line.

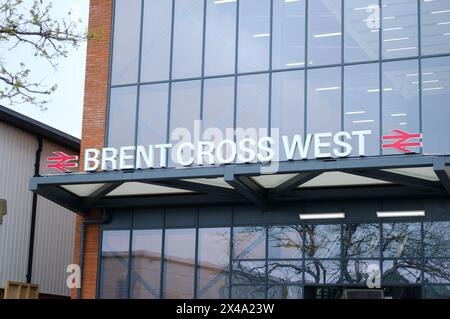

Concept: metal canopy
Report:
left=30, top=155, right=450, bottom=215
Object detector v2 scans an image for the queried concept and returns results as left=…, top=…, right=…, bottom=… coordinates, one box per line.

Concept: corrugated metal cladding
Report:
left=0, top=121, right=76, bottom=296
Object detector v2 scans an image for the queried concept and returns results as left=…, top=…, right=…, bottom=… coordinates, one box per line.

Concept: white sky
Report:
left=1, top=0, right=90, bottom=138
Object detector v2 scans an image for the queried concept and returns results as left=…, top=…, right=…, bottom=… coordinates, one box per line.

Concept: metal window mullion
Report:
left=127, top=214, right=134, bottom=299
left=133, top=0, right=146, bottom=168
left=165, top=0, right=177, bottom=168
left=265, top=226, right=269, bottom=299
left=268, top=0, right=274, bottom=140
left=105, top=0, right=117, bottom=146
left=229, top=209, right=235, bottom=299
left=233, top=0, right=240, bottom=146
left=200, top=0, right=207, bottom=133
left=341, top=0, right=345, bottom=152
left=304, top=0, right=309, bottom=141
left=379, top=0, right=383, bottom=156
left=418, top=0, right=424, bottom=154
left=193, top=209, right=200, bottom=299
left=159, top=211, right=167, bottom=299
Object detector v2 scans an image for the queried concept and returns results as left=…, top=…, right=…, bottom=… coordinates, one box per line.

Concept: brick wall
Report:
left=71, top=0, right=113, bottom=299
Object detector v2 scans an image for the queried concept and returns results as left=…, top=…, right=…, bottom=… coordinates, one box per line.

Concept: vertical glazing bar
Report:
left=304, top=0, right=309, bottom=139
left=233, top=0, right=240, bottom=142
left=379, top=0, right=383, bottom=156
left=133, top=0, right=146, bottom=167
left=265, top=225, right=269, bottom=299
left=268, top=0, right=274, bottom=138
left=105, top=0, right=118, bottom=146
left=159, top=212, right=167, bottom=299
left=229, top=209, right=235, bottom=299
left=200, top=0, right=207, bottom=131
left=193, top=209, right=200, bottom=299
left=165, top=0, right=177, bottom=167
left=418, top=0, right=424, bottom=154
left=127, top=214, right=134, bottom=299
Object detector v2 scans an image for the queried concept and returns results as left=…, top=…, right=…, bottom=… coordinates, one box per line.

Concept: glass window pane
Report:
left=231, top=286, right=266, bottom=299
left=307, top=67, right=341, bottom=158
left=272, top=0, right=306, bottom=70
left=268, top=261, right=303, bottom=285
left=424, top=259, right=450, bottom=284
left=238, top=0, right=271, bottom=73
left=236, top=74, right=269, bottom=163
left=421, top=0, right=450, bottom=55
left=197, top=228, right=230, bottom=299
left=271, top=71, right=305, bottom=162
left=140, top=0, right=172, bottom=82
left=108, top=86, right=137, bottom=148
left=382, top=0, right=418, bottom=59
left=131, top=230, right=162, bottom=299
left=383, top=260, right=422, bottom=284
left=343, top=224, right=380, bottom=258
left=382, top=60, right=421, bottom=155
left=268, top=225, right=303, bottom=259
left=424, top=222, right=450, bottom=257
left=344, top=63, right=380, bottom=157
left=111, top=0, right=141, bottom=85
left=422, top=57, right=450, bottom=155
left=308, top=0, right=342, bottom=66
left=343, top=260, right=380, bottom=285
left=382, top=223, right=422, bottom=258
left=204, top=0, right=236, bottom=76
left=233, top=227, right=266, bottom=259
left=237, top=74, right=269, bottom=131
left=424, top=286, right=450, bottom=299
left=172, top=0, right=204, bottom=79
left=100, top=230, right=130, bottom=299
left=267, top=286, right=303, bottom=299
left=203, top=77, right=235, bottom=139
left=169, top=80, right=202, bottom=167
left=305, top=260, right=341, bottom=284
left=304, top=224, right=341, bottom=258
left=137, top=83, right=169, bottom=147
left=344, top=0, right=379, bottom=62
left=163, top=229, right=196, bottom=299
left=232, top=261, right=266, bottom=285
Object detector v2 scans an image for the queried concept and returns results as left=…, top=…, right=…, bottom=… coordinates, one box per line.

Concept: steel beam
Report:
left=224, top=171, right=271, bottom=211
left=34, top=185, right=88, bottom=214
left=30, top=155, right=450, bottom=188
left=433, top=157, right=450, bottom=196
left=269, top=172, right=322, bottom=198
left=83, top=182, right=124, bottom=205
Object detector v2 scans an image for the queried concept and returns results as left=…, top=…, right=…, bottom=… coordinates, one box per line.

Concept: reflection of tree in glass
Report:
left=424, top=259, right=450, bottom=284
left=383, top=223, right=421, bottom=257
left=383, top=260, right=421, bottom=284
left=267, top=261, right=302, bottom=285
left=233, top=227, right=266, bottom=259
left=305, top=260, right=341, bottom=284
left=424, top=222, right=450, bottom=257
left=304, top=224, right=341, bottom=258
left=343, top=224, right=380, bottom=258
left=269, top=226, right=303, bottom=258
left=232, top=261, right=266, bottom=285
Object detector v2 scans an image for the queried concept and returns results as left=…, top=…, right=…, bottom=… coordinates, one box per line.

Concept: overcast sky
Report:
left=2, top=0, right=90, bottom=138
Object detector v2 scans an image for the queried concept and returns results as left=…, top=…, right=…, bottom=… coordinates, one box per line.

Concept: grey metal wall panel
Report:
left=0, top=121, right=36, bottom=289
left=31, top=140, right=76, bottom=296
left=0, top=122, right=76, bottom=297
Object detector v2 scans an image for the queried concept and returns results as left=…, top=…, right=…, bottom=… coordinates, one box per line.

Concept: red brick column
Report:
left=71, top=0, right=113, bottom=299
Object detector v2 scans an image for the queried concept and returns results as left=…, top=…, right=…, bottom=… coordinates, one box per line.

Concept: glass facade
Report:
left=108, top=0, right=450, bottom=158
left=99, top=207, right=450, bottom=299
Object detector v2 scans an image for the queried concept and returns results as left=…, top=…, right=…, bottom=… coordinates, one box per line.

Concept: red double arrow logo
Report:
left=47, top=152, right=79, bottom=173
left=382, top=130, right=422, bottom=153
